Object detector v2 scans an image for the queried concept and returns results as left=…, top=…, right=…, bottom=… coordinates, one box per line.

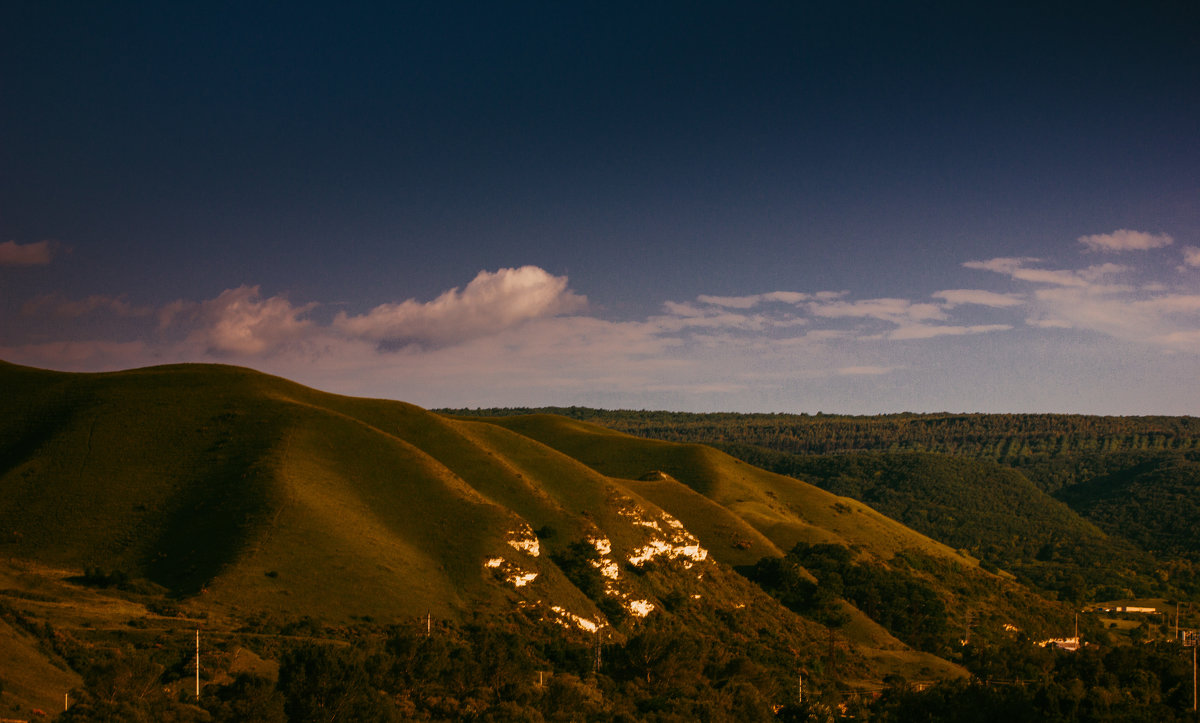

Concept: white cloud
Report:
left=333, top=266, right=586, bottom=349
left=0, top=240, right=54, bottom=266
left=1078, top=229, right=1173, bottom=253
left=932, top=289, right=1025, bottom=308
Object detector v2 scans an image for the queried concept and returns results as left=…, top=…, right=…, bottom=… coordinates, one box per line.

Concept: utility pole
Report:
left=195, top=629, right=200, bottom=700
left=426, top=611, right=431, bottom=637
left=797, top=671, right=803, bottom=705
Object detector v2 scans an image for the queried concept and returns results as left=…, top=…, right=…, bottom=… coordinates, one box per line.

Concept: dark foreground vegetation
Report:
left=6, top=606, right=1191, bottom=723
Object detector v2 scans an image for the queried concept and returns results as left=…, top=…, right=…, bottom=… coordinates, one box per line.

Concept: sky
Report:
left=2, top=1, right=1199, bottom=414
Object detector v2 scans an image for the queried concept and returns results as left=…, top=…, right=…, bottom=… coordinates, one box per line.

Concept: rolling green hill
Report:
left=5, top=364, right=1195, bottom=719
left=9, top=360, right=1065, bottom=715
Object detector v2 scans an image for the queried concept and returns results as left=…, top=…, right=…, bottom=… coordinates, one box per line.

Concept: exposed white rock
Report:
left=484, top=557, right=504, bottom=569
left=627, top=599, right=655, bottom=617
left=549, top=605, right=601, bottom=633
left=598, top=559, right=620, bottom=580
left=590, top=536, right=612, bottom=556
left=507, top=525, right=541, bottom=557
left=507, top=571, right=538, bottom=588
left=627, top=539, right=708, bottom=568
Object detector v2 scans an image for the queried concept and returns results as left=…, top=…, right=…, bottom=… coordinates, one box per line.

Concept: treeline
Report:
left=440, top=408, right=1200, bottom=491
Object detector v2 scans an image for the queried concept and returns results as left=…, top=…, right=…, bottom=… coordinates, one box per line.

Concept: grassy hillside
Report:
left=5, top=359, right=1035, bottom=719
left=461, top=415, right=1074, bottom=647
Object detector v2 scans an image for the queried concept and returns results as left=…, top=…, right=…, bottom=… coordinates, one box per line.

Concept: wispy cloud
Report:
left=1183, top=246, right=1200, bottom=268
left=21, top=293, right=153, bottom=318
left=696, top=291, right=842, bottom=308
left=1077, top=229, right=1173, bottom=253
left=966, top=251, right=1200, bottom=353
left=932, top=289, right=1025, bottom=308
left=0, top=240, right=55, bottom=266
left=963, top=257, right=1131, bottom=292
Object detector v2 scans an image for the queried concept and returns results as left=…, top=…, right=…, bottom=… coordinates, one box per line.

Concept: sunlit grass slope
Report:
left=467, top=414, right=969, bottom=566
left=0, top=362, right=597, bottom=621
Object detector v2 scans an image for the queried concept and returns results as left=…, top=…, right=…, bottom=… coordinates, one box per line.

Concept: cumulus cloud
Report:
left=0, top=240, right=54, bottom=266
left=334, top=266, right=586, bottom=349
left=169, top=285, right=316, bottom=356
left=1078, top=229, right=1173, bottom=253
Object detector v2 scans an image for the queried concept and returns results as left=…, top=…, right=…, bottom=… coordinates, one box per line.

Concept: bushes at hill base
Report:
left=745, top=542, right=951, bottom=655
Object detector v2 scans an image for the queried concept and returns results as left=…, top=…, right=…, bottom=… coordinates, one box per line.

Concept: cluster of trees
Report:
left=46, top=614, right=1200, bottom=722
left=745, top=543, right=950, bottom=655
left=1059, top=453, right=1200, bottom=562
left=727, top=450, right=1169, bottom=602
left=882, top=641, right=1199, bottom=722
left=52, top=616, right=794, bottom=722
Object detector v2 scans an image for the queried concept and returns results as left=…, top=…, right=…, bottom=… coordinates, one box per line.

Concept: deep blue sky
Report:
left=3, top=2, right=1199, bottom=413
